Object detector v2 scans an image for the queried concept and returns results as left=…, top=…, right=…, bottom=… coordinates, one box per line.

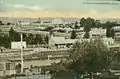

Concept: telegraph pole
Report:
left=19, top=21, right=24, bottom=73
left=20, top=33, right=23, bottom=73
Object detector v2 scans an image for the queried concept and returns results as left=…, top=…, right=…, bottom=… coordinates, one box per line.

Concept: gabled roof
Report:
left=113, top=26, right=120, bottom=32
left=51, top=36, right=77, bottom=44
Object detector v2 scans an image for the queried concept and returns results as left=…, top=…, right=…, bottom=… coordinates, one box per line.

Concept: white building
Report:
left=52, top=19, right=64, bottom=25
left=0, top=61, right=16, bottom=76
left=112, top=26, right=120, bottom=41
left=49, top=34, right=115, bottom=49
left=102, top=37, right=115, bottom=46
left=90, top=28, right=106, bottom=38
left=78, top=38, right=114, bottom=46
left=52, top=27, right=73, bottom=33
left=31, top=22, right=41, bottom=26
left=11, top=41, right=26, bottom=49
left=18, top=22, right=31, bottom=27
left=49, top=35, right=77, bottom=49
left=41, top=20, right=52, bottom=26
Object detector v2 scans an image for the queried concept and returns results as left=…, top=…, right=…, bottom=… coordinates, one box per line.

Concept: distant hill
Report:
left=0, top=17, right=120, bottom=23
left=0, top=17, right=80, bottom=23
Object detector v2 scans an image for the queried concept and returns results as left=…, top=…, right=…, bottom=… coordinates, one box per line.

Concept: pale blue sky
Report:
left=1, top=0, right=120, bottom=12
left=1, top=0, right=120, bottom=18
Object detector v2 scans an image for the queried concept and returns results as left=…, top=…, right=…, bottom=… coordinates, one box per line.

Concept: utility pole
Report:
left=19, top=21, right=24, bottom=73
left=20, top=33, right=23, bottom=73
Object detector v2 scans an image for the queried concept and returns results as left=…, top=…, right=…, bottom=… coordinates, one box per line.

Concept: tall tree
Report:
left=68, top=39, right=111, bottom=74
left=86, top=17, right=95, bottom=28
left=75, top=21, right=79, bottom=29
left=80, top=17, right=95, bottom=32
left=44, top=27, right=54, bottom=31
left=80, top=17, right=86, bottom=27
left=0, top=29, right=2, bottom=32
left=105, top=21, right=116, bottom=38
left=83, top=32, right=90, bottom=38
left=110, top=29, right=115, bottom=38
left=34, top=34, right=42, bottom=44
left=22, top=33, right=27, bottom=41
left=106, top=28, right=111, bottom=37
left=45, top=35, right=49, bottom=44
left=26, top=34, right=34, bottom=44
left=0, top=20, right=2, bottom=25
left=15, top=63, right=21, bottom=73
left=9, top=27, right=20, bottom=41
left=70, top=30, right=77, bottom=39
left=0, top=35, right=10, bottom=48
left=95, top=20, right=102, bottom=28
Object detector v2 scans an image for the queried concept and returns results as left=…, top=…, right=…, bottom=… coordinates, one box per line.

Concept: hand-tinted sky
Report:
left=0, top=0, right=120, bottom=18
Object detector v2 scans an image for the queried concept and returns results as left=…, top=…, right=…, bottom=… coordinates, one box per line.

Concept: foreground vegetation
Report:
left=0, top=17, right=119, bottom=48
left=41, top=39, right=120, bottom=79
left=0, top=27, right=49, bottom=48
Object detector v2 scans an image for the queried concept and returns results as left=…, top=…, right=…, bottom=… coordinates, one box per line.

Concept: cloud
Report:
left=89, top=8, right=99, bottom=15
left=6, top=4, right=45, bottom=11
left=0, top=11, right=120, bottom=19
left=0, top=0, right=3, bottom=4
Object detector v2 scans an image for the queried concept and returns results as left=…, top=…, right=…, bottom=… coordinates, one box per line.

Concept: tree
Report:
left=0, top=35, right=10, bottom=48
left=43, top=27, right=54, bottom=31
left=27, top=34, right=34, bottom=44
left=106, top=27, right=115, bottom=38
left=68, top=39, right=111, bottom=74
left=9, top=27, right=20, bottom=41
left=80, top=17, right=86, bottom=27
left=95, top=20, right=102, bottom=28
left=86, top=17, right=95, bottom=28
left=106, top=28, right=111, bottom=37
left=110, top=48, right=120, bottom=65
left=45, top=35, right=49, bottom=44
left=74, top=21, right=79, bottom=29
left=9, top=27, right=15, bottom=41
left=0, top=29, right=2, bottom=32
left=15, top=63, right=21, bottom=73
left=0, top=21, right=3, bottom=25
left=0, top=20, right=2, bottom=25
left=34, top=34, right=43, bottom=44
left=57, top=29, right=65, bottom=33
left=7, top=22, right=11, bottom=25
left=84, top=25, right=91, bottom=32
left=80, top=17, right=95, bottom=32
left=3, top=35, right=10, bottom=48
left=110, top=29, right=115, bottom=38
left=42, top=60, right=68, bottom=76
left=83, top=32, right=90, bottom=38
left=70, top=30, right=77, bottom=39
left=22, top=33, right=27, bottom=41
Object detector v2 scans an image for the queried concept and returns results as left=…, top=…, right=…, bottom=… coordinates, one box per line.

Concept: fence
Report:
left=9, top=74, right=51, bottom=79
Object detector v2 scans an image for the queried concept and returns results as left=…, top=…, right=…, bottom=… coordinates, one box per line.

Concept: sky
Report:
left=0, top=0, right=120, bottom=18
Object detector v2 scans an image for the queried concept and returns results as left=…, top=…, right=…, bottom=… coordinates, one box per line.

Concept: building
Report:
left=102, top=37, right=115, bottom=46
left=41, top=20, right=52, bottom=26
left=90, top=28, right=106, bottom=38
left=113, top=26, right=120, bottom=41
left=52, top=19, right=64, bottom=25
left=31, top=22, right=41, bottom=26
left=11, top=41, right=26, bottom=49
left=52, top=27, right=73, bottom=33
left=0, top=61, right=15, bottom=76
left=18, top=22, right=31, bottom=27
left=53, top=32, right=71, bottom=39
left=115, top=33, right=120, bottom=41
left=74, top=27, right=85, bottom=38
left=16, top=30, right=49, bottom=37
left=49, top=35, right=77, bottom=49
left=77, top=38, right=114, bottom=47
